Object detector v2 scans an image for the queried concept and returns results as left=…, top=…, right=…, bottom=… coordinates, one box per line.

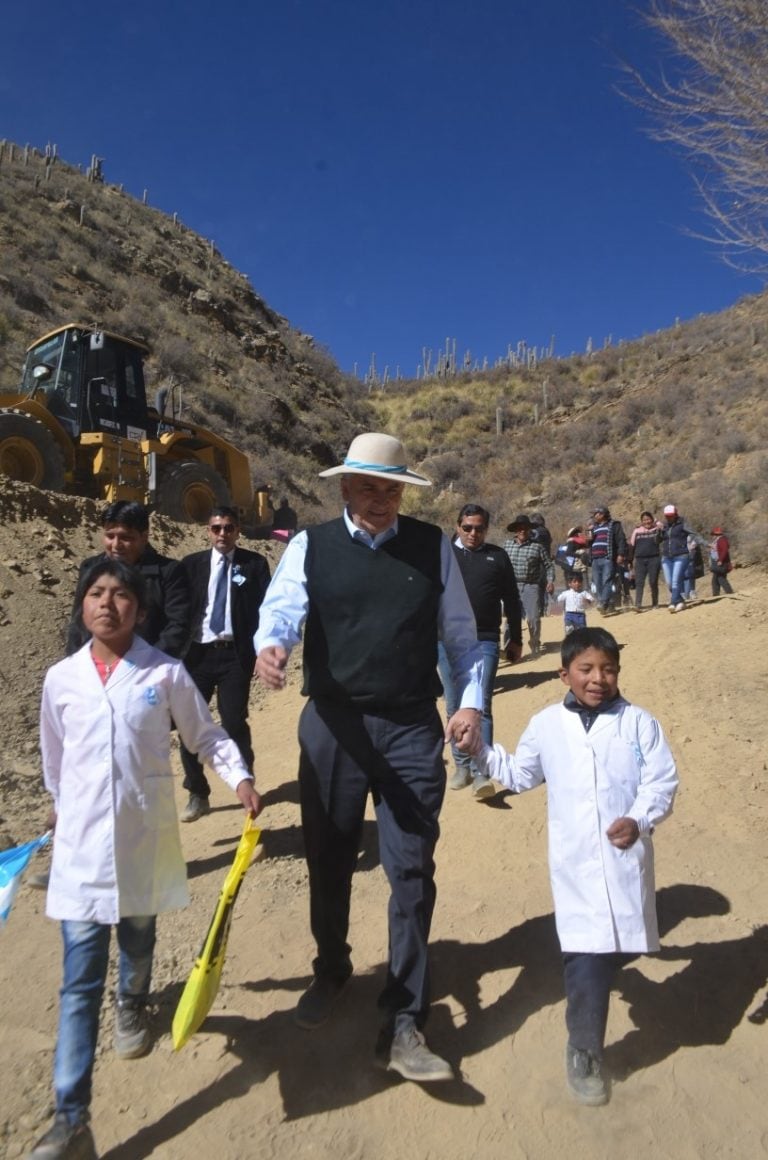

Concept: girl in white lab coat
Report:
left=458, top=626, right=678, bottom=1107
left=30, top=559, right=262, bottom=1160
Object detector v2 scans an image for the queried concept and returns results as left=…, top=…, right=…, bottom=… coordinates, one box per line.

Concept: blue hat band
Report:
left=343, top=459, right=407, bottom=473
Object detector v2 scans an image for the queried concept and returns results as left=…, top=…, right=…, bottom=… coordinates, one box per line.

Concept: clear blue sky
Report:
left=2, top=0, right=762, bottom=376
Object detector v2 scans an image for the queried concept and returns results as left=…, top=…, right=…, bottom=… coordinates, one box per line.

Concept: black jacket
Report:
left=452, top=541, right=522, bottom=646
left=66, top=544, right=191, bottom=658
left=181, top=546, right=271, bottom=674
left=661, top=517, right=693, bottom=559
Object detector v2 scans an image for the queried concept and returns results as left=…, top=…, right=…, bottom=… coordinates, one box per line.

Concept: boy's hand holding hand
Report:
left=236, top=779, right=263, bottom=819
left=606, top=817, right=639, bottom=849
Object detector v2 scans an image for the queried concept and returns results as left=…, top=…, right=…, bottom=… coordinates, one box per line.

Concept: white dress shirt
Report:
left=201, top=548, right=234, bottom=642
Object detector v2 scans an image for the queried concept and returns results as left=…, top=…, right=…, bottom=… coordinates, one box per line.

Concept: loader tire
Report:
left=0, top=409, right=66, bottom=490
left=157, top=459, right=231, bottom=523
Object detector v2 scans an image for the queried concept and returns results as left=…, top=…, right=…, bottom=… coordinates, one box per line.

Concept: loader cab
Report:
left=22, top=326, right=151, bottom=441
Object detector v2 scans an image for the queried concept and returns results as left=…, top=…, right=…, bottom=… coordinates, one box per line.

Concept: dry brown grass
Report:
left=370, top=296, right=768, bottom=563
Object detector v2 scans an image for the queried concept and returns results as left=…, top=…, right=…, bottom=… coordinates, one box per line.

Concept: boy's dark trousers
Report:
left=562, top=951, right=637, bottom=1057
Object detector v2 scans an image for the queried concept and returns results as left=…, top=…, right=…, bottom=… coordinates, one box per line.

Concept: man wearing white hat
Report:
left=255, top=432, right=483, bottom=1083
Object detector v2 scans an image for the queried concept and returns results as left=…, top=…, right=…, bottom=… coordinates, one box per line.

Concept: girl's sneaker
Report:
left=28, top=1114, right=97, bottom=1159
left=114, top=1001, right=151, bottom=1059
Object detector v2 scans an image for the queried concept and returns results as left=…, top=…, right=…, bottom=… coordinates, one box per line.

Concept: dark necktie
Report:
left=210, top=556, right=229, bottom=635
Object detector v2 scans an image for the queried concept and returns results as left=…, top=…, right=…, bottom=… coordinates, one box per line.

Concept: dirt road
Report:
left=2, top=573, right=767, bottom=1159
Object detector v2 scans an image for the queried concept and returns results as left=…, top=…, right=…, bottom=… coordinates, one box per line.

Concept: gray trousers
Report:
left=519, top=582, right=542, bottom=651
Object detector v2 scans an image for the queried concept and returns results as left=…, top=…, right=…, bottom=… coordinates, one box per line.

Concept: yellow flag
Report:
left=172, top=817, right=261, bottom=1050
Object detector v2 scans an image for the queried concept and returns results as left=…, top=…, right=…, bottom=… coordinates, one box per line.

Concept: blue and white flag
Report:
left=0, top=831, right=52, bottom=929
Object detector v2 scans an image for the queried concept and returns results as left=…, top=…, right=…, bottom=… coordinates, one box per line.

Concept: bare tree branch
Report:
left=622, top=0, right=768, bottom=270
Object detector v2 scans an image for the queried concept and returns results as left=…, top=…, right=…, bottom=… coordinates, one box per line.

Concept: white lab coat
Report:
left=476, top=698, right=678, bottom=953
left=41, top=637, right=251, bottom=924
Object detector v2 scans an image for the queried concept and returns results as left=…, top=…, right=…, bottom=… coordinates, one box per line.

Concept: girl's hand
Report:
left=236, top=779, right=263, bottom=819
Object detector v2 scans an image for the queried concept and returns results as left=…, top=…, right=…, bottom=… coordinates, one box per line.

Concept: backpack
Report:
left=555, top=544, right=587, bottom=574
left=555, top=544, right=573, bottom=571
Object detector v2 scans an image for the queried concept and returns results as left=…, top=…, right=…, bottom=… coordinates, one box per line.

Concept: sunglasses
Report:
left=209, top=523, right=236, bottom=533
left=460, top=524, right=487, bottom=533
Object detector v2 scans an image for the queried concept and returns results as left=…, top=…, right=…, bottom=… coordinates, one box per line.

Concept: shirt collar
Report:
left=342, top=507, right=398, bottom=549
left=453, top=535, right=485, bottom=551
left=212, top=547, right=235, bottom=563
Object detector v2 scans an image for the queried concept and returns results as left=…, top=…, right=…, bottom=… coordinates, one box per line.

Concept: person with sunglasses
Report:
left=439, top=504, right=522, bottom=799
left=178, top=506, right=271, bottom=821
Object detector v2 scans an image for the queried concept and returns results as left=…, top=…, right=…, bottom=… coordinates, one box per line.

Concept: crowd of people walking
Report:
left=546, top=503, right=734, bottom=620
left=26, top=436, right=735, bottom=1156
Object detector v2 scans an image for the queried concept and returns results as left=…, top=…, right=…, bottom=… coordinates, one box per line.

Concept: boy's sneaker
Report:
left=565, top=1042, right=608, bottom=1106
left=27, top=1114, right=97, bottom=1159
left=472, top=774, right=495, bottom=801
left=114, top=1001, right=151, bottom=1059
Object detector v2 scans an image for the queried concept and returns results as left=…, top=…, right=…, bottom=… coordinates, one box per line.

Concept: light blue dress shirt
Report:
left=254, top=510, right=483, bottom=710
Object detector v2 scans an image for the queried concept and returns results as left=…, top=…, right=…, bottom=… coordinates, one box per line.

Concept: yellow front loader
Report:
left=0, top=324, right=272, bottom=530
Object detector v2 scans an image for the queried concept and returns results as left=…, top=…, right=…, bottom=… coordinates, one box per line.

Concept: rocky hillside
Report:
left=0, top=140, right=371, bottom=519
left=1, top=139, right=766, bottom=560
left=369, top=292, right=768, bottom=563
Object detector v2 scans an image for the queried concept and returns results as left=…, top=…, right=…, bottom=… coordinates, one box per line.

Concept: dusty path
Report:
left=2, top=575, right=767, bottom=1160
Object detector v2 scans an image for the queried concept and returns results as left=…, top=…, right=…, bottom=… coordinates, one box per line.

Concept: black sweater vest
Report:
left=303, top=515, right=444, bottom=708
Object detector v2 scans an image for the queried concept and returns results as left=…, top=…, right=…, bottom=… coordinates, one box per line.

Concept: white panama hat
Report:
left=318, top=432, right=432, bottom=487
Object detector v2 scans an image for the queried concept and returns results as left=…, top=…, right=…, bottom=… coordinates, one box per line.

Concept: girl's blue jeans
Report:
left=54, top=915, right=156, bottom=1125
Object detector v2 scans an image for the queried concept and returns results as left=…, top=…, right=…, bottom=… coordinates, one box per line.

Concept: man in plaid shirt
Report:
left=503, top=513, right=555, bottom=656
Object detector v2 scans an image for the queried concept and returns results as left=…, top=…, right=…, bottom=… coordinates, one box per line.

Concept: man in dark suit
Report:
left=66, top=500, right=191, bottom=658
left=178, top=506, right=271, bottom=822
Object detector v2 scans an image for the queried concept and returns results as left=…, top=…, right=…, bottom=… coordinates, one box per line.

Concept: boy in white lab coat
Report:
left=29, top=559, right=262, bottom=1160
left=457, top=626, right=678, bottom=1106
